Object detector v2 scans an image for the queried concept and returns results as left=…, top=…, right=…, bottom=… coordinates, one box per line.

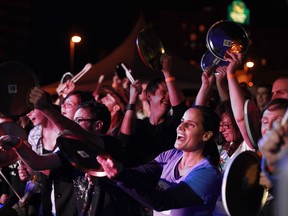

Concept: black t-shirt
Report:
left=119, top=101, right=188, bottom=167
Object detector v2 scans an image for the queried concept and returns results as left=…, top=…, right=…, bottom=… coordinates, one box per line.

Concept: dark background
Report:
left=0, top=1, right=288, bottom=87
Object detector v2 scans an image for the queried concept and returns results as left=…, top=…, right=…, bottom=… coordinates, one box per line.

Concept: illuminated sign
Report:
left=228, top=1, right=250, bottom=25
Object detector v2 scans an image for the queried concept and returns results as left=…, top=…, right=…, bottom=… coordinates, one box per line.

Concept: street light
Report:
left=70, top=35, right=81, bottom=73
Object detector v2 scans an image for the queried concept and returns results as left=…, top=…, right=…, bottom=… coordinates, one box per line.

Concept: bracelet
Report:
left=126, top=104, right=135, bottom=112
left=227, top=73, right=235, bottom=79
left=12, top=138, right=23, bottom=151
left=165, top=76, right=175, bottom=82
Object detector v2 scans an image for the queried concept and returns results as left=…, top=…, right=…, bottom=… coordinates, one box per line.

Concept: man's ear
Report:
left=95, top=120, right=103, bottom=132
left=203, top=131, right=213, bottom=142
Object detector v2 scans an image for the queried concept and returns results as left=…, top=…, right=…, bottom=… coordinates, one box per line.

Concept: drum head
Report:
left=206, top=20, right=249, bottom=60
left=200, top=50, right=229, bottom=71
left=222, top=151, right=264, bottom=216
left=0, top=122, right=28, bottom=168
left=136, top=28, right=165, bottom=71
left=56, top=134, right=107, bottom=177
left=0, top=61, right=39, bottom=117
left=244, top=99, right=262, bottom=149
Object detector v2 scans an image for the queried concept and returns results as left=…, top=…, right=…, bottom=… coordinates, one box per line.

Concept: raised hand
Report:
left=160, top=53, right=172, bottom=73
left=29, top=87, right=52, bottom=110
left=128, top=80, right=143, bottom=104
left=18, top=162, right=30, bottom=181
left=224, top=50, right=243, bottom=74
left=202, top=66, right=215, bottom=88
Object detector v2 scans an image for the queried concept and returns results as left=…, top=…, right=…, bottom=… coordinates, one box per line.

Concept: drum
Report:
left=206, top=20, right=249, bottom=61
left=136, top=28, right=165, bottom=71
left=0, top=61, right=39, bottom=117
left=222, top=151, right=266, bottom=216
left=56, top=133, right=107, bottom=177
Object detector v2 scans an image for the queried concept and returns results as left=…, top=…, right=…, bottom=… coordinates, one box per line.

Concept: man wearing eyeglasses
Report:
left=0, top=87, right=141, bottom=216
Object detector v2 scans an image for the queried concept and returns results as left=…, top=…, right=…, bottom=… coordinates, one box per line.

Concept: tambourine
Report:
left=136, top=28, right=165, bottom=71
left=0, top=61, right=39, bottom=117
left=206, top=20, right=249, bottom=61
left=222, top=151, right=266, bottom=216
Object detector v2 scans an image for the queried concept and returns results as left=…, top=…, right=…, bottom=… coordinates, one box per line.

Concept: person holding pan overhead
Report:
left=217, top=51, right=288, bottom=216
left=119, top=54, right=188, bottom=168
left=194, top=59, right=257, bottom=216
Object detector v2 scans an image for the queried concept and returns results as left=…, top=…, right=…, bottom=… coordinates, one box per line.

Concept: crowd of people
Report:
left=0, top=51, right=287, bottom=216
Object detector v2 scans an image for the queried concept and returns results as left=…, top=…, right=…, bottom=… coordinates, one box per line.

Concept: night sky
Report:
left=28, top=2, right=140, bottom=85
left=20, top=1, right=288, bottom=86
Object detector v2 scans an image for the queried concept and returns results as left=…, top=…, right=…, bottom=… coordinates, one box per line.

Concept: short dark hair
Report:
left=78, top=101, right=111, bottom=134
left=261, top=98, right=288, bottom=117
left=64, top=90, right=95, bottom=107
left=146, top=78, right=165, bottom=95
left=256, top=82, right=272, bottom=91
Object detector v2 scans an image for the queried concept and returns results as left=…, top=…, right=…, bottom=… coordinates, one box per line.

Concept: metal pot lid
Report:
left=200, top=50, right=229, bottom=72
left=136, top=28, right=165, bottom=71
left=206, top=20, right=249, bottom=60
left=0, top=61, right=39, bottom=118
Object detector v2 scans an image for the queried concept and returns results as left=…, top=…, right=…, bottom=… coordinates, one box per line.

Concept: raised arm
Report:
left=224, top=51, right=255, bottom=149
left=29, top=87, right=104, bottom=148
left=0, top=135, right=61, bottom=172
left=215, top=68, right=229, bottom=101
left=120, top=80, right=142, bottom=135
left=160, top=54, right=185, bottom=106
left=195, top=66, right=215, bottom=106
left=97, top=155, right=218, bottom=212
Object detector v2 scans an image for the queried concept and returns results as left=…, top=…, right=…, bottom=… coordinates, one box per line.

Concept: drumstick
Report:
left=72, top=63, right=92, bottom=83
left=121, top=63, right=135, bottom=84
left=93, top=75, right=104, bottom=101
left=0, top=170, right=22, bottom=200
left=58, top=63, right=92, bottom=95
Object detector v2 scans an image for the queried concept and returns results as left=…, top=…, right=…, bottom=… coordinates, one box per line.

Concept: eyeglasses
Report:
left=219, top=122, right=232, bottom=130
left=62, top=102, right=77, bottom=109
left=74, top=118, right=97, bottom=124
